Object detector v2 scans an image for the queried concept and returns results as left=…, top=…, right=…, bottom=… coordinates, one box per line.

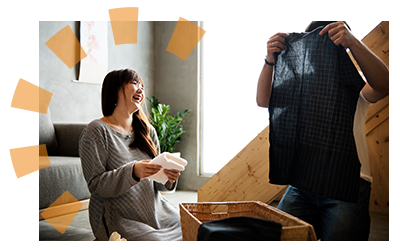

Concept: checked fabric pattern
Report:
left=268, top=27, right=365, bottom=203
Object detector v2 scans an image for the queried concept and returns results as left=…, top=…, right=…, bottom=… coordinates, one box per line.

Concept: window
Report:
left=200, top=20, right=380, bottom=175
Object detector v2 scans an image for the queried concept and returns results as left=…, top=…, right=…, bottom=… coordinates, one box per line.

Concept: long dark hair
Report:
left=101, top=68, right=158, bottom=158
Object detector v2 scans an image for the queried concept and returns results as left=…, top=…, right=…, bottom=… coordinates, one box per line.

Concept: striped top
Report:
left=78, top=119, right=182, bottom=241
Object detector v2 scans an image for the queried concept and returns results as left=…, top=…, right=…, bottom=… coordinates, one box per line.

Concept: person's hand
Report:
left=266, top=32, right=290, bottom=64
left=133, top=160, right=162, bottom=179
left=163, top=169, right=181, bottom=184
left=319, top=22, right=357, bottom=49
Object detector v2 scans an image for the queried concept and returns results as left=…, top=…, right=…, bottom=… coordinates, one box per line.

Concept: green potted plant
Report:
left=147, top=96, right=190, bottom=155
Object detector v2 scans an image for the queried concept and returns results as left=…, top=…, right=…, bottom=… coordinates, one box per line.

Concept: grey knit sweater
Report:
left=78, top=119, right=182, bottom=241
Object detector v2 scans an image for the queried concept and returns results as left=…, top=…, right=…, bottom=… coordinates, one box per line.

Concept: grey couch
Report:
left=39, top=110, right=90, bottom=219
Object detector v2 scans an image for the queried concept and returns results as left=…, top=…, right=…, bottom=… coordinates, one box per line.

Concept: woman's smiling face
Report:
left=117, top=79, right=144, bottom=113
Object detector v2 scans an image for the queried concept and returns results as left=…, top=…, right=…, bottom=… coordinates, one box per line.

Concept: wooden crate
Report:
left=180, top=201, right=317, bottom=241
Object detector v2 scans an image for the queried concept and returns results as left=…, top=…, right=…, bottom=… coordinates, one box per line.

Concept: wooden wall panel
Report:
left=362, top=22, right=389, bottom=69
left=361, top=21, right=389, bottom=214
left=366, top=117, right=389, bottom=214
left=198, top=126, right=287, bottom=206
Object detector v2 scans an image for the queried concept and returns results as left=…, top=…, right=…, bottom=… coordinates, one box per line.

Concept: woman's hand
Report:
left=319, top=22, right=357, bottom=49
left=266, top=32, right=290, bottom=64
left=163, top=169, right=181, bottom=184
left=133, top=160, right=162, bottom=179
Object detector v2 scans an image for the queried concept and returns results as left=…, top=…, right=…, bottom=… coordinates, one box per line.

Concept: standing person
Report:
left=79, top=68, right=183, bottom=241
left=256, top=21, right=388, bottom=240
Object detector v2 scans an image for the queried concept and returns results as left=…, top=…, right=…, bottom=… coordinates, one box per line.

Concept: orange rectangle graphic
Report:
left=45, top=25, right=87, bottom=69
left=109, top=7, right=139, bottom=45
left=10, top=144, right=51, bottom=178
left=166, top=17, right=206, bottom=61
left=11, top=79, right=53, bottom=114
left=40, top=191, right=83, bottom=234
left=10, top=77, right=53, bottom=114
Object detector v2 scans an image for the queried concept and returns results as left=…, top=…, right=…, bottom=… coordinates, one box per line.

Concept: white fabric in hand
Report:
left=146, top=152, right=187, bottom=184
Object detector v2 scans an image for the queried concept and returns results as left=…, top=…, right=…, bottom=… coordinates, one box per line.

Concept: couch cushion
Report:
left=39, top=110, right=59, bottom=156
left=54, top=123, right=87, bottom=157
left=39, top=156, right=90, bottom=209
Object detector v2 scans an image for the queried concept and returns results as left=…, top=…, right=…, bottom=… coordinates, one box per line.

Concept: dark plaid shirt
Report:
left=268, top=27, right=365, bottom=202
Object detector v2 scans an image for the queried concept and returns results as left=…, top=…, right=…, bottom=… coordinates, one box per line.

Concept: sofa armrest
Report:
left=53, top=123, right=87, bottom=157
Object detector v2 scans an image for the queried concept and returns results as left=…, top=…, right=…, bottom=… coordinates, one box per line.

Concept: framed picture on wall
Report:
left=78, top=21, right=108, bottom=84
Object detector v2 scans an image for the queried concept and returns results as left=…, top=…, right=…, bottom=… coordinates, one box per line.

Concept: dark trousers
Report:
left=277, top=178, right=371, bottom=240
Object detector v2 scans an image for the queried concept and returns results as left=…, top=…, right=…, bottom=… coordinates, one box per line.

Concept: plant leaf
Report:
left=147, top=96, right=190, bottom=153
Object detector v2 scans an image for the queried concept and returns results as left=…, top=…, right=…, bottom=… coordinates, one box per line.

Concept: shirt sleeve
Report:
left=79, top=125, right=138, bottom=199
left=360, top=90, right=373, bottom=105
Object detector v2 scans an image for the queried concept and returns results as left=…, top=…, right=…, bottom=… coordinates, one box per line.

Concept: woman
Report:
left=79, top=68, right=183, bottom=241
